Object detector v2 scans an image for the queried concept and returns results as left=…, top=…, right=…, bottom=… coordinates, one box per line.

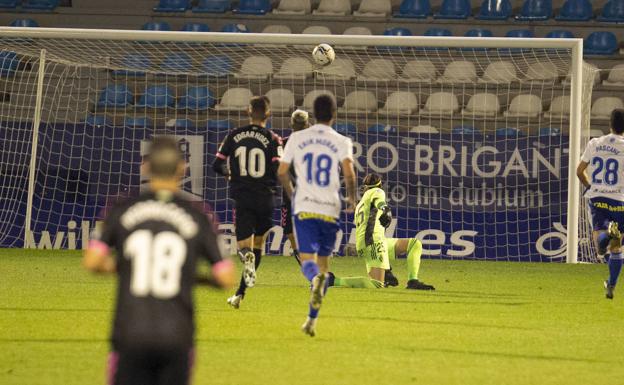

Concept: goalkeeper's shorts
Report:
left=358, top=238, right=398, bottom=271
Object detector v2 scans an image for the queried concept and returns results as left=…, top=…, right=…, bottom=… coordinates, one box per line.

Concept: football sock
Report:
left=598, top=232, right=611, bottom=253
left=332, top=276, right=382, bottom=289
left=301, top=260, right=319, bottom=282
left=608, top=252, right=623, bottom=286
left=292, top=249, right=302, bottom=266
left=407, top=239, right=423, bottom=281
left=308, top=304, right=319, bottom=319
left=234, top=248, right=261, bottom=297
left=253, top=248, right=262, bottom=269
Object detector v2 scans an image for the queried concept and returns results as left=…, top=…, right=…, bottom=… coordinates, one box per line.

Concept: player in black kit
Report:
left=83, top=136, right=235, bottom=385
left=212, top=96, right=283, bottom=309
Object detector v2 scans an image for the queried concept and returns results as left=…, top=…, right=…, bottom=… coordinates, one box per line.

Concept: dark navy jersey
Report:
left=96, top=190, right=223, bottom=351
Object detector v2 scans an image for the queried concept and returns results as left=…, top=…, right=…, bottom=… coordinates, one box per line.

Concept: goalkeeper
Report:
left=328, top=173, right=435, bottom=290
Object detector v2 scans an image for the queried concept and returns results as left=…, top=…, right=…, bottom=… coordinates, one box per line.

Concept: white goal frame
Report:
left=0, top=27, right=584, bottom=263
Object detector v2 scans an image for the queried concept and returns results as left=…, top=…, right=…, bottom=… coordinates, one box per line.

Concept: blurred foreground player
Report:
left=83, top=136, right=235, bottom=385
left=212, top=96, right=283, bottom=309
left=577, top=109, right=624, bottom=299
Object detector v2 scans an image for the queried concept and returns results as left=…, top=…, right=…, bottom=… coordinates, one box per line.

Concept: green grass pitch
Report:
left=1, top=249, right=624, bottom=385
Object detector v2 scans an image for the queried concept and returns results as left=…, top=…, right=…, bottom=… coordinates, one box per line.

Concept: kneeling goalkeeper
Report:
left=329, top=173, right=435, bottom=290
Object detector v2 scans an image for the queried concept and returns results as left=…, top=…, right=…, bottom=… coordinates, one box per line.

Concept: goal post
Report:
left=0, top=27, right=592, bottom=263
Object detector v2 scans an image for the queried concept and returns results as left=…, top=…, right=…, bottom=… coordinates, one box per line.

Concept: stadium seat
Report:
left=603, top=64, right=624, bottom=87
left=316, top=58, right=356, bottom=80
left=505, top=29, right=534, bottom=38
left=0, top=51, right=18, bottom=77
left=273, top=0, right=311, bottom=14
left=303, top=90, right=335, bottom=111
left=313, top=0, right=351, bottom=15
left=479, top=61, right=517, bottom=84
left=193, top=0, right=230, bottom=13
left=84, top=114, right=112, bottom=126
left=207, top=119, right=233, bottom=131
left=434, top=0, right=471, bottom=19
left=462, top=93, right=500, bottom=117
left=421, top=92, right=460, bottom=116
left=379, top=91, right=419, bottom=116
left=525, top=61, right=559, bottom=82
left=332, top=122, right=357, bottom=135
left=221, top=23, right=249, bottom=33
left=0, top=0, right=18, bottom=9
left=160, top=52, right=192, bottom=73
left=153, top=0, right=190, bottom=12
left=438, top=61, right=477, bottom=83
left=202, top=55, right=233, bottom=77
left=302, top=25, right=332, bottom=35
left=591, top=97, right=624, bottom=120
left=178, top=87, right=215, bottom=110
left=543, top=95, right=570, bottom=118
left=584, top=32, right=618, bottom=55
left=504, top=94, right=543, bottom=118
left=452, top=126, right=479, bottom=135
left=516, top=0, right=552, bottom=20
left=234, top=0, right=272, bottom=14
left=181, top=23, right=210, bottom=32
left=475, top=0, right=511, bottom=19
left=400, top=59, right=438, bottom=82
left=344, top=26, right=372, bottom=35
left=235, top=56, right=273, bottom=80
left=22, top=0, right=57, bottom=10
left=597, top=0, right=624, bottom=22
left=354, top=0, right=392, bottom=17
left=368, top=124, right=397, bottom=133
left=424, top=28, right=452, bottom=36
left=465, top=28, right=493, bottom=38
left=496, top=127, right=524, bottom=137
left=545, top=30, right=575, bottom=38
left=10, top=19, right=39, bottom=27
left=274, top=57, right=313, bottom=80
left=411, top=125, right=439, bottom=134
left=384, top=27, right=412, bottom=36
left=555, top=0, right=592, bottom=21
left=539, top=127, right=561, bottom=136
left=124, top=116, right=152, bottom=128
left=113, top=54, right=151, bottom=77
left=215, top=87, right=253, bottom=111
left=265, top=88, right=295, bottom=113
left=262, top=25, right=292, bottom=34
left=167, top=118, right=194, bottom=128
left=97, top=84, right=133, bottom=108
left=339, top=91, right=378, bottom=114
left=358, top=59, right=396, bottom=81
left=142, top=22, right=171, bottom=31
left=394, top=0, right=430, bottom=18
left=136, top=85, right=174, bottom=108
left=591, top=128, right=605, bottom=137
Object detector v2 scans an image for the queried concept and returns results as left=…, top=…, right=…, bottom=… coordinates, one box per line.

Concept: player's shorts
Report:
left=281, top=203, right=293, bottom=235
left=358, top=238, right=399, bottom=271
left=588, top=197, right=624, bottom=232
left=107, top=348, right=194, bottom=385
left=233, top=193, right=273, bottom=241
left=293, top=212, right=339, bottom=257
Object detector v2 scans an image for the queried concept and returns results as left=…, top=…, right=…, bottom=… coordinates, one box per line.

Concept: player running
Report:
left=278, top=94, right=357, bottom=337
left=328, top=173, right=435, bottom=290
left=577, top=109, right=624, bottom=299
left=83, top=136, right=235, bottom=385
left=212, top=96, right=283, bottom=309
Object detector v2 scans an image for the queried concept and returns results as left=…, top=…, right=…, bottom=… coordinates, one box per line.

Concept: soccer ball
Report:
left=312, top=44, right=335, bottom=66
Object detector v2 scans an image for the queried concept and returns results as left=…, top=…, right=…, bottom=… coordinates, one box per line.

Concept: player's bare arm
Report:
left=278, top=161, right=294, bottom=200
left=341, top=158, right=357, bottom=213
left=576, top=160, right=590, bottom=188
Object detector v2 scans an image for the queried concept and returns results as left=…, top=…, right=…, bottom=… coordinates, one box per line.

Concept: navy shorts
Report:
left=589, top=197, right=624, bottom=232
left=293, top=213, right=339, bottom=257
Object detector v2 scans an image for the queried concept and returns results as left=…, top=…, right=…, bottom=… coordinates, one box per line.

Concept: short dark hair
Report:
left=611, top=109, right=624, bottom=134
left=313, top=94, right=336, bottom=123
left=362, top=173, right=382, bottom=191
left=249, top=96, right=271, bottom=121
left=147, top=136, right=183, bottom=178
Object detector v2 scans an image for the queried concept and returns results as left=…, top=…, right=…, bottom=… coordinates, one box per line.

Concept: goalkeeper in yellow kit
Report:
left=328, top=173, right=435, bottom=290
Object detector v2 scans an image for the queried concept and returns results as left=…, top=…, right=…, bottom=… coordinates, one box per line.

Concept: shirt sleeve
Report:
left=580, top=139, right=594, bottom=163
left=270, top=131, right=284, bottom=163
left=197, top=214, right=223, bottom=265
left=215, top=134, right=232, bottom=159
left=371, top=189, right=387, bottom=209
left=341, top=137, right=354, bottom=162
left=93, top=205, right=121, bottom=249
left=281, top=134, right=295, bottom=164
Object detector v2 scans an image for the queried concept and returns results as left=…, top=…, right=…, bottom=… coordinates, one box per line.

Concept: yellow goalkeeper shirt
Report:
left=355, top=187, right=387, bottom=249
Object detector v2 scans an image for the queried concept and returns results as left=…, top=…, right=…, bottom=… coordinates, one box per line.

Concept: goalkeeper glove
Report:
left=379, top=206, right=392, bottom=228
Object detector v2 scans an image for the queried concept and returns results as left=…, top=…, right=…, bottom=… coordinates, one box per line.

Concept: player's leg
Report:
left=282, top=205, right=301, bottom=265
left=588, top=198, right=622, bottom=298
left=605, top=204, right=624, bottom=299
left=111, top=349, right=157, bottom=385
left=389, top=238, right=435, bottom=290
left=156, top=347, right=193, bottom=385
left=227, top=201, right=257, bottom=308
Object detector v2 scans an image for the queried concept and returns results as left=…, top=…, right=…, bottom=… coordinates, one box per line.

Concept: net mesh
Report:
left=0, top=32, right=597, bottom=261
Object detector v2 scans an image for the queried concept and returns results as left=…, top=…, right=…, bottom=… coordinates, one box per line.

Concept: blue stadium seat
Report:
left=556, top=0, right=592, bottom=21
left=384, top=27, right=412, bottom=36
left=124, top=116, right=152, bottom=128
left=368, top=124, right=397, bottom=133
left=333, top=122, right=357, bottom=135
left=598, top=0, right=624, bottom=22
left=0, top=0, right=17, bottom=8
left=10, top=19, right=39, bottom=27
left=160, top=52, right=192, bottom=72
left=452, top=126, right=479, bottom=134
left=181, top=23, right=210, bottom=32
left=539, top=127, right=561, bottom=136
left=394, top=0, right=430, bottom=18
left=153, top=0, right=190, bottom=12
left=545, top=30, right=575, bottom=38
left=193, top=0, right=231, bottom=13
left=505, top=29, right=534, bottom=38
left=141, top=21, right=171, bottom=31
left=424, top=28, right=452, bottom=36
left=496, top=127, right=524, bottom=137
left=584, top=31, right=618, bottom=56
left=97, top=84, right=133, bottom=108
left=207, top=119, right=233, bottom=131
left=221, top=23, right=249, bottom=33
left=465, top=28, right=493, bottom=37
left=84, top=114, right=112, bottom=126
left=202, top=55, right=233, bottom=77
left=178, top=87, right=215, bottom=110
left=234, top=0, right=271, bottom=14
left=434, top=0, right=471, bottom=19
left=0, top=51, right=19, bottom=77
left=136, top=85, right=174, bottom=108
left=475, top=0, right=511, bottom=19
left=516, top=0, right=552, bottom=20
left=22, top=0, right=58, bottom=10
left=113, top=54, right=151, bottom=77
left=171, top=119, right=194, bottom=128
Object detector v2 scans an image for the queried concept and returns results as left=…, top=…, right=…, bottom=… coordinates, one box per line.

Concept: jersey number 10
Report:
left=591, top=157, right=619, bottom=186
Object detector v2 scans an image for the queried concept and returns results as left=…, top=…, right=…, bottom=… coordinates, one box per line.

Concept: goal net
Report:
left=0, top=28, right=596, bottom=262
